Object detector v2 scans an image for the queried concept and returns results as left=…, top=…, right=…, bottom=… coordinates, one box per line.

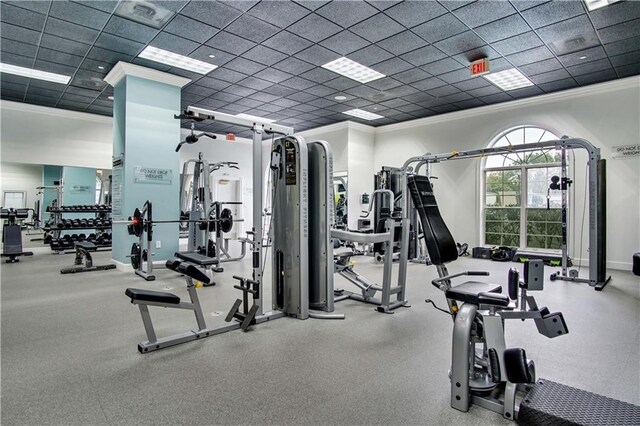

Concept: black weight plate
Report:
left=130, top=242, right=141, bottom=270
left=220, top=208, right=233, bottom=233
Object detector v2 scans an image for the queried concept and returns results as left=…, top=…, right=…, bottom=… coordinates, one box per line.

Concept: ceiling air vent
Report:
left=114, top=1, right=175, bottom=29
left=548, top=34, right=600, bottom=56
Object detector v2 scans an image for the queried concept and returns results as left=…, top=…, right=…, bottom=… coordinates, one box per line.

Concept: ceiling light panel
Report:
left=584, top=0, right=621, bottom=11
left=343, top=108, right=384, bottom=120
left=483, top=68, right=534, bottom=91
left=322, top=57, right=385, bottom=83
left=0, top=63, right=71, bottom=84
left=138, top=46, right=217, bottom=74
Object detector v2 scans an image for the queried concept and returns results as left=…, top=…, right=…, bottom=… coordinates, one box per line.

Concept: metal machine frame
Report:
left=401, top=137, right=610, bottom=290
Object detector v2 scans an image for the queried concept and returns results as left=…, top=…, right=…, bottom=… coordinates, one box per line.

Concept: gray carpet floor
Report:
left=1, top=246, right=638, bottom=425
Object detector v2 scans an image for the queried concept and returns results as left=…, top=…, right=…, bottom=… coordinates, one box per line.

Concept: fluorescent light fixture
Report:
left=0, top=63, right=71, bottom=84
left=236, top=113, right=276, bottom=123
left=483, top=68, right=534, bottom=91
left=343, top=108, right=384, bottom=121
left=584, top=0, right=621, bottom=11
left=322, top=57, right=385, bottom=83
left=115, top=0, right=175, bottom=29
left=138, top=46, right=217, bottom=74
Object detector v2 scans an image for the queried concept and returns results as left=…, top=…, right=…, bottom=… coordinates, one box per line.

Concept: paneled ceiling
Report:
left=1, top=0, right=639, bottom=137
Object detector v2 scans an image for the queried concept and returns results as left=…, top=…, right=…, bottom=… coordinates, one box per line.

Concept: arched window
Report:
left=483, top=126, right=563, bottom=251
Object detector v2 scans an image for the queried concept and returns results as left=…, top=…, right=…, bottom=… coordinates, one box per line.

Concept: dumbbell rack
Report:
left=43, top=205, right=112, bottom=253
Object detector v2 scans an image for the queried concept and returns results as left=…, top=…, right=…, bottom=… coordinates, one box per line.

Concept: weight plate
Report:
left=220, top=208, right=233, bottom=233
left=130, top=243, right=141, bottom=270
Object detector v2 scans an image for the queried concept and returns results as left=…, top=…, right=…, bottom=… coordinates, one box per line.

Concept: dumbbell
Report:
left=62, top=235, right=72, bottom=242
left=57, top=222, right=65, bottom=228
left=78, top=233, right=86, bottom=241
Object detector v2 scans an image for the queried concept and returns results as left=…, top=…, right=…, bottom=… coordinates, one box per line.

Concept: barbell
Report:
left=112, top=207, right=241, bottom=237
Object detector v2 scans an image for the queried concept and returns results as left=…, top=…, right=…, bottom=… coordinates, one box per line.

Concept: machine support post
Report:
left=252, top=126, right=263, bottom=315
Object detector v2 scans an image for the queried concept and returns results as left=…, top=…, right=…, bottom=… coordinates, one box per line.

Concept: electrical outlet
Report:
left=156, top=240, right=161, bottom=249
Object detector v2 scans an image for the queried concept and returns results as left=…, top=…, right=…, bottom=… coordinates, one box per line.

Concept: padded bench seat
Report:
left=125, top=288, right=180, bottom=304
left=445, top=281, right=502, bottom=305
left=175, top=251, right=219, bottom=266
left=75, top=241, right=97, bottom=250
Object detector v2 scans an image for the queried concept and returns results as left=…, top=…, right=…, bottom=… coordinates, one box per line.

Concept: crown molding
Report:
left=376, top=76, right=640, bottom=134
left=0, top=100, right=113, bottom=124
left=104, top=61, right=191, bottom=88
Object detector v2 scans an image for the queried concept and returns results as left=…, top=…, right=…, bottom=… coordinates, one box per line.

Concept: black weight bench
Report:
left=125, top=288, right=180, bottom=304
left=174, top=251, right=222, bottom=285
left=60, top=241, right=116, bottom=274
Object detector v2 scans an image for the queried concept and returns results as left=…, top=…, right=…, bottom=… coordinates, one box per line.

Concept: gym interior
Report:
left=1, top=1, right=639, bottom=424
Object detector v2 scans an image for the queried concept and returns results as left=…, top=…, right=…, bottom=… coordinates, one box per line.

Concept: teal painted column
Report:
left=105, top=62, right=190, bottom=266
left=62, top=166, right=97, bottom=226
left=42, top=165, right=62, bottom=216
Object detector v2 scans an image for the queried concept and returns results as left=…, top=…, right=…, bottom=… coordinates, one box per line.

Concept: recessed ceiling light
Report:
left=343, top=108, right=384, bottom=121
left=483, top=68, right=534, bottom=91
left=236, top=113, right=276, bottom=123
left=584, top=0, right=621, bottom=11
left=208, top=54, right=215, bottom=58
left=138, top=46, right=218, bottom=74
left=114, top=0, right=175, bottom=29
left=334, top=95, right=347, bottom=101
left=108, top=96, right=114, bottom=101
left=98, top=65, right=105, bottom=70
left=579, top=55, right=587, bottom=59
left=0, top=62, right=70, bottom=84
left=322, top=57, right=385, bottom=84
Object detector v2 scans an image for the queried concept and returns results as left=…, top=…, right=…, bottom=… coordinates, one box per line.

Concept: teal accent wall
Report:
left=42, top=165, right=62, bottom=218
left=62, top=167, right=97, bottom=228
left=111, top=75, right=181, bottom=264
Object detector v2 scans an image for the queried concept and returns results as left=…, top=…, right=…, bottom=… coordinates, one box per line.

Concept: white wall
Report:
left=374, top=77, right=640, bottom=270
left=0, top=162, right=43, bottom=216
left=347, top=126, right=376, bottom=229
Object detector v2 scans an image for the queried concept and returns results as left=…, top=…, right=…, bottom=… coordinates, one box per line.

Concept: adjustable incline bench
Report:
left=174, top=251, right=223, bottom=286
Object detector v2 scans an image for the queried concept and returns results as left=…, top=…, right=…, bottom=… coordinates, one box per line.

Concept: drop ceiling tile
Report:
left=103, top=15, right=159, bottom=44
left=454, top=98, right=485, bottom=109
left=50, top=1, right=110, bottom=30
left=566, top=58, right=613, bottom=76
left=65, top=86, right=102, bottom=99
left=366, top=1, right=402, bottom=11
left=521, top=0, right=585, bottom=29
left=370, top=57, right=414, bottom=75
left=491, top=31, right=544, bottom=56
left=421, top=57, right=464, bottom=75
left=386, top=84, right=420, bottom=97
left=378, top=31, right=427, bottom=55
left=349, top=44, right=394, bottom=66
left=615, top=62, right=640, bottom=77
left=4, top=0, right=51, bottom=14
left=468, top=84, right=502, bottom=97
left=454, top=1, right=515, bottom=28
left=252, top=91, right=281, bottom=103
left=528, top=68, right=571, bottom=84
left=206, top=31, right=256, bottom=56
left=263, top=31, right=314, bottom=55
left=281, top=76, right=316, bottom=90
left=435, top=31, right=486, bottom=56
left=590, top=1, right=640, bottom=29
left=452, top=46, right=500, bottom=65
left=383, top=1, right=447, bottom=28
left=508, top=85, right=544, bottom=99
left=213, top=92, right=243, bottom=103
left=506, top=46, right=554, bottom=66
left=411, top=13, right=468, bottom=43
left=299, top=67, right=337, bottom=84
left=70, top=69, right=109, bottom=90
left=258, top=103, right=285, bottom=113
left=307, top=97, right=335, bottom=108
left=86, top=105, right=113, bottom=116
left=163, top=15, right=219, bottom=44
left=294, top=0, right=330, bottom=11
left=286, top=91, right=317, bottom=103
left=252, top=68, right=292, bottom=84
left=1, top=3, right=46, bottom=31
left=537, top=15, right=600, bottom=56
left=273, top=57, right=316, bottom=75
left=44, top=17, right=99, bottom=45
left=380, top=98, right=409, bottom=108
left=263, top=84, right=298, bottom=97
left=428, top=84, right=462, bottom=98
left=184, top=83, right=220, bottom=96
left=604, top=35, right=640, bottom=56
left=242, top=45, right=288, bottom=67
left=395, top=102, right=423, bottom=113
left=291, top=103, right=318, bottom=112
left=474, top=13, right=530, bottom=43
left=26, top=85, right=63, bottom=99
left=1, top=38, right=38, bottom=57
left=319, top=31, right=370, bottom=55
left=180, top=1, right=242, bottom=28
left=410, top=77, right=448, bottom=91
left=305, top=84, right=338, bottom=97
left=196, top=98, right=227, bottom=109
left=350, top=13, right=405, bottom=43
left=343, top=97, right=373, bottom=108
left=77, top=1, right=119, bottom=14
left=538, top=77, right=579, bottom=93
left=520, top=58, right=564, bottom=76
left=224, top=57, right=266, bottom=75
left=294, top=45, right=341, bottom=66
left=453, top=77, right=491, bottom=91
left=37, top=48, right=84, bottom=68
left=95, top=33, right=144, bottom=56
left=0, top=22, right=41, bottom=45
left=324, top=76, right=361, bottom=91
left=316, top=1, right=378, bottom=27
left=430, top=104, right=460, bottom=113
left=24, top=95, right=58, bottom=107
left=610, top=50, right=640, bottom=67
left=32, top=60, right=76, bottom=77
left=367, top=77, right=403, bottom=91
left=60, top=92, right=96, bottom=103
left=479, top=92, right=513, bottom=104
left=288, top=13, right=343, bottom=43
left=247, top=0, right=310, bottom=28
left=189, top=45, right=235, bottom=66
left=0, top=53, right=33, bottom=68
left=131, top=57, right=171, bottom=72
left=401, top=45, right=447, bottom=66
left=221, top=85, right=257, bottom=98
left=57, top=100, right=90, bottom=111
left=392, top=68, right=432, bottom=84
left=29, top=78, right=71, bottom=91
left=227, top=15, right=280, bottom=44
left=574, top=68, right=617, bottom=85
left=272, top=98, right=300, bottom=108
left=80, top=58, right=111, bottom=73
left=212, top=67, right=248, bottom=84
left=150, top=32, right=200, bottom=56
left=558, top=46, right=608, bottom=67
left=40, top=34, right=92, bottom=57
left=511, top=1, right=550, bottom=12
left=220, top=103, right=251, bottom=113
left=598, top=18, right=640, bottom=45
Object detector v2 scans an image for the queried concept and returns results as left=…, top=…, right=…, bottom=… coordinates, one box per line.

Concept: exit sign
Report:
left=470, top=58, right=490, bottom=76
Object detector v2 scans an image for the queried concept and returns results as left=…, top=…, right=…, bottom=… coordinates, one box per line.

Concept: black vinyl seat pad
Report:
left=445, top=281, right=502, bottom=305
left=125, top=288, right=180, bottom=304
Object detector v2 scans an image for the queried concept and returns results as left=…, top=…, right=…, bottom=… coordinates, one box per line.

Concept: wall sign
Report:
left=112, top=156, right=123, bottom=217
left=69, top=185, right=92, bottom=194
left=134, top=166, right=173, bottom=185
left=611, top=144, right=640, bottom=159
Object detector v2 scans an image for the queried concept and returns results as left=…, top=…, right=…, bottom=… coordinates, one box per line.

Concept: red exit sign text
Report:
left=470, top=58, right=490, bottom=76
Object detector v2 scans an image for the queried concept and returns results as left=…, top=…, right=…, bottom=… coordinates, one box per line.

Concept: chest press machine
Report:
left=404, top=165, right=639, bottom=423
